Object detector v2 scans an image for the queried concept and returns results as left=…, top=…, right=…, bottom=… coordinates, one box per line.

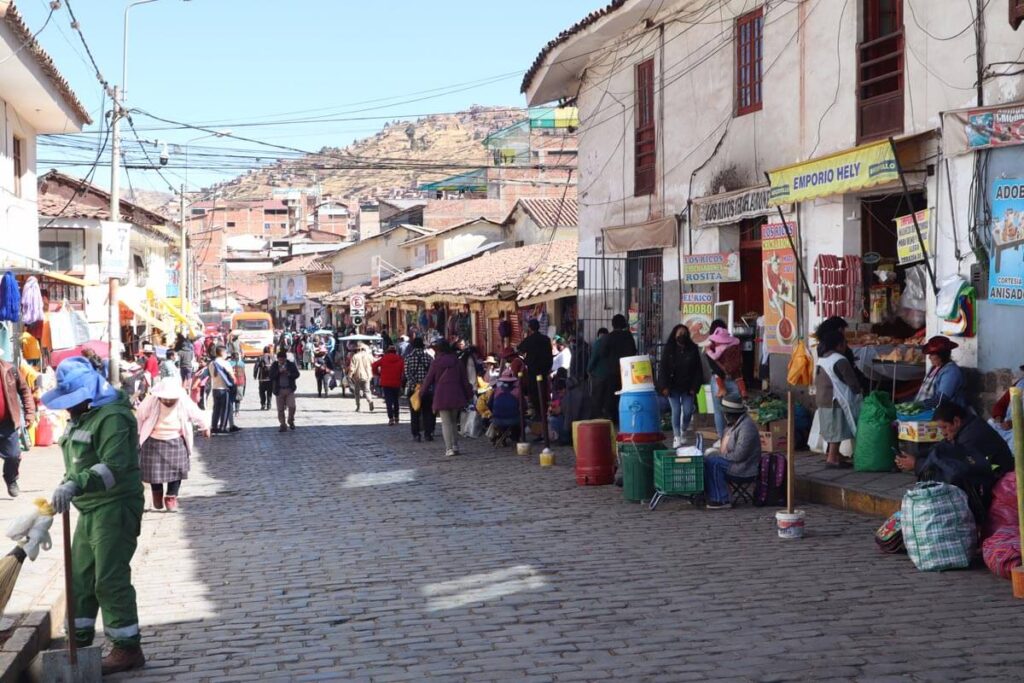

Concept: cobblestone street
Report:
left=111, top=373, right=1024, bottom=682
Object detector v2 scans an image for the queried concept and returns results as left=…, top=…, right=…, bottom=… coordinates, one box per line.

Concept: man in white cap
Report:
left=0, top=348, right=35, bottom=497
left=43, top=357, right=145, bottom=674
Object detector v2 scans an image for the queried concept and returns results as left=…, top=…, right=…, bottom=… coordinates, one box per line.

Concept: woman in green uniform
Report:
left=43, top=357, right=146, bottom=675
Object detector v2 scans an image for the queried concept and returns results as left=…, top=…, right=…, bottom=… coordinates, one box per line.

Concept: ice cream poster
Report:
left=761, top=220, right=799, bottom=353
left=989, top=179, right=1024, bottom=306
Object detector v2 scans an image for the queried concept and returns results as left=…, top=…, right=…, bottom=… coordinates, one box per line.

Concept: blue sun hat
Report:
left=41, top=357, right=120, bottom=410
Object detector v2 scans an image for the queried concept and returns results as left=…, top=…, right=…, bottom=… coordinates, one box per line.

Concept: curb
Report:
left=795, top=474, right=901, bottom=518
left=0, top=571, right=65, bottom=683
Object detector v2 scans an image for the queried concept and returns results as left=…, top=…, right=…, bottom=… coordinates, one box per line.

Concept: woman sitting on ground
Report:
left=703, top=395, right=761, bottom=509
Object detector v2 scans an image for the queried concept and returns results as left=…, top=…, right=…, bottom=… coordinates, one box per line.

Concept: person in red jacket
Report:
left=372, top=346, right=405, bottom=425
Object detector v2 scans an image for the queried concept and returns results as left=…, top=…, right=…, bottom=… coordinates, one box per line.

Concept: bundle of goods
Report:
left=981, top=473, right=1021, bottom=579
left=901, top=481, right=977, bottom=571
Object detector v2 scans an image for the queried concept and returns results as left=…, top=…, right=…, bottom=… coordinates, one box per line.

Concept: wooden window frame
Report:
left=735, top=8, right=764, bottom=117
left=12, top=136, right=23, bottom=198
left=1012, top=0, right=1024, bottom=30
left=634, top=58, right=656, bottom=197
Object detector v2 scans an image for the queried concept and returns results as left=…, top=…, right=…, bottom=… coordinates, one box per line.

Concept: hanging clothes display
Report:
left=20, top=276, right=43, bottom=324
left=0, top=272, right=20, bottom=322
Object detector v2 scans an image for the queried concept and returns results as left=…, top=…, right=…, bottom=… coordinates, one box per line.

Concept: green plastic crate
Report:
left=653, top=450, right=704, bottom=495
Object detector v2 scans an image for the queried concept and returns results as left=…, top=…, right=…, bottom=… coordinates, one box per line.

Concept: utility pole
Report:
left=179, top=183, right=187, bottom=320
left=108, top=84, right=122, bottom=388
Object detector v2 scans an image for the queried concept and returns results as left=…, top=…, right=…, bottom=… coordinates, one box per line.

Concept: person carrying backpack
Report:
left=702, top=394, right=762, bottom=509
left=253, top=346, right=274, bottom=410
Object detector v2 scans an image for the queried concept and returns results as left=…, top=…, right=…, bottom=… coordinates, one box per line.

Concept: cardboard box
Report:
left=898, top=420, right=942, bottom=443
left=760, top=420, right=789, bottom=452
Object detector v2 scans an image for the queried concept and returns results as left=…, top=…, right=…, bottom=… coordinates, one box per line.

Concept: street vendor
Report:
left=43, top=357, right=145, bottom=675
left=915, top=336, right=967, bottom=410
left=703, top=394, right=761, bottom=509
left=896, top=401, right=1014, bottom=479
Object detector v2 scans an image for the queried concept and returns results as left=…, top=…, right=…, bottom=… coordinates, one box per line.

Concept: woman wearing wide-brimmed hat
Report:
left=703, top=394, right=761, bottom=509
left=136, top=378, right=210, bottom=511
left=916, top=335, right=967, bottom=410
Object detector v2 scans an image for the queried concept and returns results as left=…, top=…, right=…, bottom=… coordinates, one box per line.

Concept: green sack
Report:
left=853, top=390, right=898, bottom=472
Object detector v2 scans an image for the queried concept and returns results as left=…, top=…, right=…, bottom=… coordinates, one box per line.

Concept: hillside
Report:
left=209, top=105, right=526, bottom=203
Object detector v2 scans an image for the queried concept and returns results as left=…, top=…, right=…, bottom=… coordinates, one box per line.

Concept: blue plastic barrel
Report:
left=618, top=390, right=661, bottom=434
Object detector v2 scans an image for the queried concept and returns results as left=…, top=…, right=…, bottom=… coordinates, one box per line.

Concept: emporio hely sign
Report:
left=767, top=140, right=898, bottom=205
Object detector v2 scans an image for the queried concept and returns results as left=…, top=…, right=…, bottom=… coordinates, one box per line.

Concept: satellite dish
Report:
left=863, top=252, right=881, bottom=265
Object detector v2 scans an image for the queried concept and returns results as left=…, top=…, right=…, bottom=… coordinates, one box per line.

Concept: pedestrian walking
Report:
left=658, top=324, right=703, bottom=448
left=302, top=336, right=314, bottom=371
left=418, top=340, right=473, bottom=457
left=136, top=378, right=210, bottom=512
left=403, top=338, right=435, bottom=442
left=597, top=314, right=638, bottom=425
left=0, top=348, right=35, bottom=497
left=373, top=345, right=405, bottom=425
left=254, top=346, right=274, bottom=410
left=231, top=353, right=246, bottom=417
left=314, top=348, right=330, bottom=397
left=517, top=319, right=553, bottom=433
left=158, top=349, right=177, bottom=380
left=348, top=343, right=375, bottom=412
left=207, top=346, right=237, bottom=434
left=270, top=350, right=300, bottom=432
left=175, top=333, right=195, bottom=386
left=42, top=357, right=145, bottom=675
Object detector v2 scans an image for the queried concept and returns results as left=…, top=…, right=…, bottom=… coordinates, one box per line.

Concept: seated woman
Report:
left=488, top=373, right=522, bottom=446
left=989, top=365, right=1024, bottom=446
left=703, top=394, right=761, bottom=509
left=916, top=336, right=967, bottom=410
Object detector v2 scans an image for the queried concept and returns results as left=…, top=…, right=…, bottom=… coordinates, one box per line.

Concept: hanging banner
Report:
left=768, top=140, right=898, bottom=205
left=681, top=292, right=714, bottom=344
left=99, top=221, right=131, bottom=279
left=943, top=101, right=1024, bottom=156
left=692, top=185, right=779, bottom=228
left=894, top=209, right=932, bottom=265
left=762, top=220, right=799, bottom=353
left=681, top=252, right=741, bottom=284
left=989, top=179, right=1024, bottom=305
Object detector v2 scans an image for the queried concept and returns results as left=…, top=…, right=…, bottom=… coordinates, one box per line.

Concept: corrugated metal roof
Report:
left=517, top=198, right=578, bottom=228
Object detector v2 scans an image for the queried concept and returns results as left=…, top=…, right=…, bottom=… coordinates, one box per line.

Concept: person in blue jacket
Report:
left=916, top=336, right=967, bottom=410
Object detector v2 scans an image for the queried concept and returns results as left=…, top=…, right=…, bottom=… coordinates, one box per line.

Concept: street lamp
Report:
left=107, top=0, right=191, bottom=385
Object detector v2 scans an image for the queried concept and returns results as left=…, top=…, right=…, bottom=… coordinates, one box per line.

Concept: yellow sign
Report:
left=895, top=209, right=931, bottom=265
left=768, top=140, right=898, bottom=205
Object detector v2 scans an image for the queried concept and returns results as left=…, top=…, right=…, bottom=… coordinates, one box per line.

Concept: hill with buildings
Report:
left=204, top=105, right=526, bottom=204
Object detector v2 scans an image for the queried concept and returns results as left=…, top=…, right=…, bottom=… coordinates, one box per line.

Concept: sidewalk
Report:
left=0, top=444, right=72, bottom=682
left=794, top=450, right=913, bottom=517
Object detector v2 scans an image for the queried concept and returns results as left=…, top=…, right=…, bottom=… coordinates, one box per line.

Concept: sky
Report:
left=22, top=0, right=600, bottom=193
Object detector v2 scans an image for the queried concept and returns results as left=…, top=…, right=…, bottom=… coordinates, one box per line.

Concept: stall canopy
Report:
left=768, top=139, right=899, bottom=205
left=602, top=216, right=677, bottom=253
left=40, top=271, right=96, bottom=287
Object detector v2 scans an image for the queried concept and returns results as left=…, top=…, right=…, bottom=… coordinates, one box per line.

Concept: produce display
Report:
left=895, top=401, right=926, bottom=416
left=877, top=347, right=925, bottom=364
left=751, top=395, right=787, bottom=425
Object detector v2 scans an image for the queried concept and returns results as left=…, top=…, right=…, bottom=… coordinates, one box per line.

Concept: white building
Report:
left=525, top=0, right=1024, bottom=404
left=0, top=3, right=91, bottom=268
left=38, top=171, right=179, bottom=336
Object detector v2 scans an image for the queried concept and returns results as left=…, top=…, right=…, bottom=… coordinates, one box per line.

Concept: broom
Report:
left=0, top=546, right=28, bottom=615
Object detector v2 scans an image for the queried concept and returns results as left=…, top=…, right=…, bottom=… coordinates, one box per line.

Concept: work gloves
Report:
left=50, top=481, right=80, bottom=514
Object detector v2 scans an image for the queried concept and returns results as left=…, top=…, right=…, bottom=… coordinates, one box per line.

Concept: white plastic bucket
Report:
left=619, top=355, right=655, bottom=393
left=776, top=510, right=806, bottom=540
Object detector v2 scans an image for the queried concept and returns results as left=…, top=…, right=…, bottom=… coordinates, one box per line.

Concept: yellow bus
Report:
left=230, top=312, right=274, bottom=359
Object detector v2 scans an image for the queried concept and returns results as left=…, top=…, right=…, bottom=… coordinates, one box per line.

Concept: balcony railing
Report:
left=857, top=28, right=904, bottom=143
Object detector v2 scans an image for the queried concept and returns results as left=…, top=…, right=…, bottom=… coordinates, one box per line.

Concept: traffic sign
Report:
left=350, top=293, right=366, bottom=313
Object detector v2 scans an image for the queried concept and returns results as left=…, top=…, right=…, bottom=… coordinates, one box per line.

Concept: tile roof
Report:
left=516, top=198, right=578, bottom=228
left=520, top=0, right=627, bottom=94
left=377, top=239, right=577, bottom=302
left=38, top=171, right=178, bottom=242
left=3, top=4, right=92, bottom=126
left=269, top=253, right=333, bottom=274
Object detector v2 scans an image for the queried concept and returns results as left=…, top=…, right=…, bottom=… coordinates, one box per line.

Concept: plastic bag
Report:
left=787, top=339, right=813, bottom=386
left=49, top=309, right=75, bottom=350
left=409, top=385, right=422, bottom=412
left=70, top=308, right=91, bottom=346
left=808, top=411, right=854, bottom=456
left=853, top=391, right=898, bottom=472
left=982, top=527, right=1022, bottom=579
left=902, top=481, right=976, bottom=571
left=984, top=472, right=1018, bottom=539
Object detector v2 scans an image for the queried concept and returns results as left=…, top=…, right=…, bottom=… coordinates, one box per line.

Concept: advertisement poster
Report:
left=166, top=255, right=180, bottom=298
left=681, top=292, right=714, bottom=344
left=99, top=221, right=131, bottom=279
left=681, top=252, right=741, bottom=284
left=894, top=209, right=932, bottom=265
left=281, top=274, right=307, bottom=304
left=989, top=179, right=1024, bottom=305
left=628, top=306, right=640, bottom=335
left=761, top=220, right=799, bottom=353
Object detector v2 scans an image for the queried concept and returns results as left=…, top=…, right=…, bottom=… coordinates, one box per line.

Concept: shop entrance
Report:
left=860, top=191, right=926, bottom=328
left=626, top=249, right=664, bottom=359
left=719, top=218, right=765, bottom=385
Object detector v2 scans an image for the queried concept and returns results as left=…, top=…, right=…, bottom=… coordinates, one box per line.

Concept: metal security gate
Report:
left=577, top=250, right=664, bottom=363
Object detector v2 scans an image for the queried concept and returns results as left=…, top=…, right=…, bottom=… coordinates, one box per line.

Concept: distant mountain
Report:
left=207, top=105, right=526, bottom=203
